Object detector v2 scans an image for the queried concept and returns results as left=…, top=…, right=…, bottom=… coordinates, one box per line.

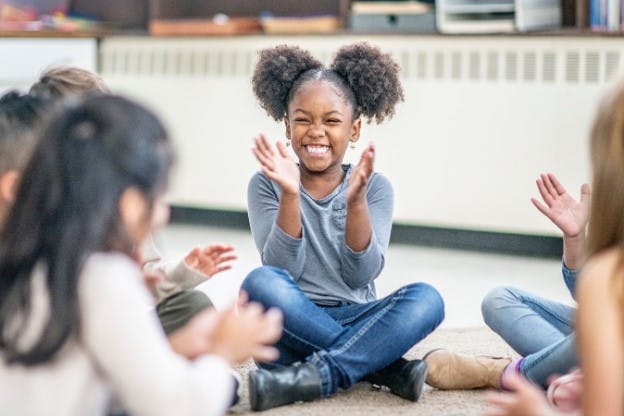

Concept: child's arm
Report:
left=531, top=173, right=590, bottom=297
left=141, top=237, right=236, bottom=301
left=577, top=250, right=624, bottom=416
left=345, top=143, right=375, bottom=252
left=341, top=144, right=394, bottom=289
left=80, top=254, right=234, bottom=416
left=248, top=134, right=307, bottom=276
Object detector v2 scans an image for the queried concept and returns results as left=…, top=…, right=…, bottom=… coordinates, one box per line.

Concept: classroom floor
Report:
left=155, top=224, right=573, bottom=415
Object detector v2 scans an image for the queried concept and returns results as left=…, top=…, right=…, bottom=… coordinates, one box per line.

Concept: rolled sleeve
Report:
left=340, top=232, right=385, bottom=289
left=562, top=259, right=578, bottom=300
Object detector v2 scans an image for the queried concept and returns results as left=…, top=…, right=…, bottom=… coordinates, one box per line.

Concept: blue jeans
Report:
left=242, top=266, right=445, bottom=397
left=481, top=286, right=577, bottom=387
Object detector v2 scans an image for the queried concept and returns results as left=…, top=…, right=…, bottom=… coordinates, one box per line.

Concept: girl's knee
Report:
left=402, top=282, right=445, bottom=326
left=481, top=286, right=516, bottom=328
left=241, top=266, right=294, bottom=303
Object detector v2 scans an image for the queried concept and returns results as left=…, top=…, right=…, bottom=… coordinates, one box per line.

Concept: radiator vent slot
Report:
left=469, top=51, right=480, bottom=80
left=566, top=51, right=580, bottom=82
left=505, top=52, right=518, bottom=81
left=523, top=52, right=536, bottom=81
left=542, top=52, right=556, bottom=82
left=417, top=51, right=427, bottom=79
left=487, top=52, right=498, bottom=81
left=585, top=51, right=600, bottom=82
left=451, top=51, right=462, bottom=79
left=606, top=51, right=621, bottom=82
left=434, top=51, right=445, bottom=79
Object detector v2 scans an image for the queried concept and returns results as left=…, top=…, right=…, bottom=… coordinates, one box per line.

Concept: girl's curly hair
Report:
left=252, top=42, right=404, bottom=124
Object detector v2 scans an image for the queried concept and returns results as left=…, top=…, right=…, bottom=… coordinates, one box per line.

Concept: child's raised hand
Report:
left=184, top=244, right=237, bottom=278
left=252, top=133, right=300, bottom=195
left=530, top=173, right=590, bottom=238
left=208, top=293, right=283, bottom=365
left=347, top=143, right=375, bottom=206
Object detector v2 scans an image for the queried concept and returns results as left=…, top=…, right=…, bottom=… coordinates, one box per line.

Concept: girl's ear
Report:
left=284, top=117, right=291, bottom=140
left=351, top=117, right=362, bottom=143
left=0, top=170, right=20, bottom=204
left=119, top=187, right=150, bottom=245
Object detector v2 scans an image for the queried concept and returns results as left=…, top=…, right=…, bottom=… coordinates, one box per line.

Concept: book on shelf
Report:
left=588, top=0, right=622, bottom=31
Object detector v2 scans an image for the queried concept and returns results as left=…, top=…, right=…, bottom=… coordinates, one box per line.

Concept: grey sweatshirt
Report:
left=247, top=164, right=394, bottom=305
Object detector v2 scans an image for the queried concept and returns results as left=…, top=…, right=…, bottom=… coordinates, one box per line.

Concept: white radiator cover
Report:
left=100, top=36, right=623, bottom=236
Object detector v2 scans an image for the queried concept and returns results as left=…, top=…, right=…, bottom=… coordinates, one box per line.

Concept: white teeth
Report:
left=306, top=145, right=330, bottom=154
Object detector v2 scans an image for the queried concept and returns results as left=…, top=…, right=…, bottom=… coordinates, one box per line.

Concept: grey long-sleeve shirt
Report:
left=247, top=164, right=394, bottom=305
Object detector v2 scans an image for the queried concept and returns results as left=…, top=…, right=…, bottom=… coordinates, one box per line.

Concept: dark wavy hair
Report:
left=0, top=94, right=173, bottom=366
left=252, top=42, right=404, bottom=124
left=0, top=91, right=51, bottom=174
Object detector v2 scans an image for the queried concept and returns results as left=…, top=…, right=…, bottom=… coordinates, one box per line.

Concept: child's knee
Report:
left=241, top=266, right=292, bottom=301
left=481, top=286, right=516, bottom=327
left=403, top=282, right=445, bottom=327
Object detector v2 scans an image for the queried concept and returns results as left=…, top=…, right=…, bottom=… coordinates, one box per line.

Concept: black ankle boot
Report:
left=248, top=362, right=322, bottom=411
left=364, top=358, right=427, bottom=401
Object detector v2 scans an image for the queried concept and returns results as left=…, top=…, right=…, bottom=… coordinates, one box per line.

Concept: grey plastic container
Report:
left=350, top=11, right=436, bottom=32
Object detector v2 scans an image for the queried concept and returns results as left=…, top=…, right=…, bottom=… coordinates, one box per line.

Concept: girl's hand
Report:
left=184, top=244, right=237, bottom=278
left=347, top=143, right=375, bottom=206
left=252, top=133, right=300, bottom=196
left=484, top=373, right=559, bottom=416
left=531, top=173, right=590, bottom=238
left=209, top=292, right=283, bottom=365
left=546, top=369, right=583, bottom=412
left=168, top=309, right=220, bottom=360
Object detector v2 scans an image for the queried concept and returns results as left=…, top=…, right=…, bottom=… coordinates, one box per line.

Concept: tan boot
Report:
left=423, top=349, right=511, bottom=390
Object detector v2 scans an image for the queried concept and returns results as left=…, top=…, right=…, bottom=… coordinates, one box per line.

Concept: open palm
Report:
left=531, top=173, right=590, bottom=237
left=184, top=244, right=237, bottom=278
left=252, top=133, right=300, bottom=195
left=347, top=143, right=375, bottom=205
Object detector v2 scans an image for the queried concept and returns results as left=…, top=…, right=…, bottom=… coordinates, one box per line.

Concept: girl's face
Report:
left=119, top=188, right=170, bottom=247
left=285, top=80, right=361, bottom=175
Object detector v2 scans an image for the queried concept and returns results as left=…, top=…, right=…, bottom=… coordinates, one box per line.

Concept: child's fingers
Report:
left=530, top=197, right=550, bottom=218
left=241, top=301, right=264, bottom=317
left=257, top=134, right=275, bottom=157
left=216, top=254, right=238, bottom=263
left=238, top=290, right=249, bottom=306
left=252, top=346, right=280, bottom=363
left=541, top=173, right=559, bottom=199
left=214, top=265, right=233, bottom=274
left=547, top=173, right=567, bottom=196
left=536, top=178, right=554, bottom=206
left=253, top=136, right=274, bottom=161
left=202, top=244, right=235, bottom=254
left=253, top=147, right=275, bottom=171
left=276, top=140, right=289, bottom=158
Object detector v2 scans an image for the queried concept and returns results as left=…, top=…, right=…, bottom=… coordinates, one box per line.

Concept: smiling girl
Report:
left=242, top=43, right=445, bottom=411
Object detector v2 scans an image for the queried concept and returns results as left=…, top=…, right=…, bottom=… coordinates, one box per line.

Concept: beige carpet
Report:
left=230, top=327, right=520, bottom=416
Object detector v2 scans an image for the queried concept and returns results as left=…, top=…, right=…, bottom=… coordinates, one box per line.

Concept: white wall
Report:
left=0, top=38, right=97, bottom=92
left=100, top=35, right=623, bottom=236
